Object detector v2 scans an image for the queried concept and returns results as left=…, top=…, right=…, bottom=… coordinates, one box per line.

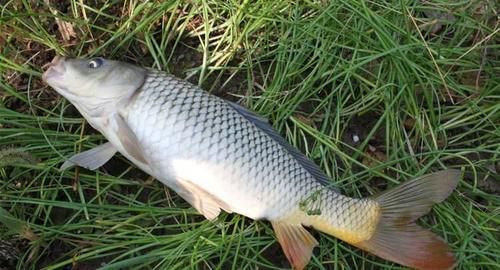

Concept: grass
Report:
left=0, top=0, right=499, bottom=269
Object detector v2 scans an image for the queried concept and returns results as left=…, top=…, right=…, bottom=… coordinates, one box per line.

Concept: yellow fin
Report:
left=176, top=179, right=232, bottom=220
left=271, top=221, right=318, bottom=270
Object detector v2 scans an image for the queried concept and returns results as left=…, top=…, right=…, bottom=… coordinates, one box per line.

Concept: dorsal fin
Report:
left=226, top=101, right=339, bottom=192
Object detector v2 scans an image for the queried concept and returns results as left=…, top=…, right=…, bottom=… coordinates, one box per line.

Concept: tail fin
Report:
left=355, top=169, right=461, bottom=270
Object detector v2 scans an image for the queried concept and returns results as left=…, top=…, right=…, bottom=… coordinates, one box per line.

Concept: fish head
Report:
left=42, top=56, right=146, bottom=111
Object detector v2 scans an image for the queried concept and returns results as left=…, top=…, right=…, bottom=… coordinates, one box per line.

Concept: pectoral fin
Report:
left=271, top=221, right=318, bottom=270
left=60, top=142, right=117, bottom=170
left=176, top=179, right=232, bottom=220
left=113, top=114, right=148, bottom=164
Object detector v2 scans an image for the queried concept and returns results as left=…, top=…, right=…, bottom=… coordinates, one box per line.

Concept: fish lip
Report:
left=42, top=56, right=67, bottom=84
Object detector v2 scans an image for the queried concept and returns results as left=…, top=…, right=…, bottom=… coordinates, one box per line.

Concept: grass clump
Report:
left=1, top=0, right=499, bottom=269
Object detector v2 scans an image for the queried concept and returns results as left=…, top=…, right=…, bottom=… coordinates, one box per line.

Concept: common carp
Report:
left=42, top=56, right=459, bottom=270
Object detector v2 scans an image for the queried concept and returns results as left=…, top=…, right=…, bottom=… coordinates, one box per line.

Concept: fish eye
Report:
left=88, top=58, right=104, bottom=69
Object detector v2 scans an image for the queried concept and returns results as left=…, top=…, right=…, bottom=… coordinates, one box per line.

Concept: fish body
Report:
left=43, top=56, right=459, bottom=270
left=124, top=70, right=374, bottom=223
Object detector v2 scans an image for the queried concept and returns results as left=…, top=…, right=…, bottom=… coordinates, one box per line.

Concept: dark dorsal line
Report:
left=226, top=101, right=339, bottom=193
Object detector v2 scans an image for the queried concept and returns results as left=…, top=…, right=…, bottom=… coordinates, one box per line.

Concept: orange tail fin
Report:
left=355, top=170, right=461, bottom=270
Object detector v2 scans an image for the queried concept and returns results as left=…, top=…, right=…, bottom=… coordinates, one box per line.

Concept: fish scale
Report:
left=125, top=70, right=335, bottom=221
left=124, top=71, right=379, bottom=240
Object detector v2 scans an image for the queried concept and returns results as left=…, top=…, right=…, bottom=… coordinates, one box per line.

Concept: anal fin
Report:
left=271, top=221, right=318, bottom=270
left=60, top=142, right=117, bottom=170
left=176, top=179, right=232, bottom=220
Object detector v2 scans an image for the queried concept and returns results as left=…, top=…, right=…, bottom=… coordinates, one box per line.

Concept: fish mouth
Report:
left=42, top=56, right=67, bottom=84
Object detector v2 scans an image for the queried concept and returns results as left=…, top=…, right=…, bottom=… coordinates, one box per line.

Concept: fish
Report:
left=42, top=56, right=460, bottom=270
